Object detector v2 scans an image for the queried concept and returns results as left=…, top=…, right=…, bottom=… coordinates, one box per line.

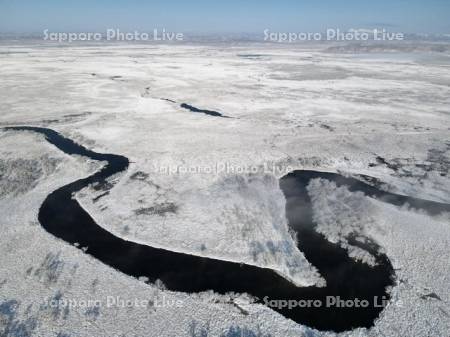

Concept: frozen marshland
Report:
left=0, top=41, right=449, bottom=336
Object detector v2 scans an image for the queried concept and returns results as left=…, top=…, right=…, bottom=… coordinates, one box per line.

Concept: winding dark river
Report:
left=5, top=126, right=449, bottom=332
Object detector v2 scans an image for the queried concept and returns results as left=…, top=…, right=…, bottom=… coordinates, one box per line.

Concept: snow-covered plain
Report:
left=0, top=41, right=449, bottom=336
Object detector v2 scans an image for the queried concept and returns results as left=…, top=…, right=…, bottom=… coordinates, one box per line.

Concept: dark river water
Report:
left=5, top=126, right=449, bottom=332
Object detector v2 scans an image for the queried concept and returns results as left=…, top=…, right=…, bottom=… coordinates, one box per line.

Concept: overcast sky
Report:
left=1, top=0, right=449, bottom=34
